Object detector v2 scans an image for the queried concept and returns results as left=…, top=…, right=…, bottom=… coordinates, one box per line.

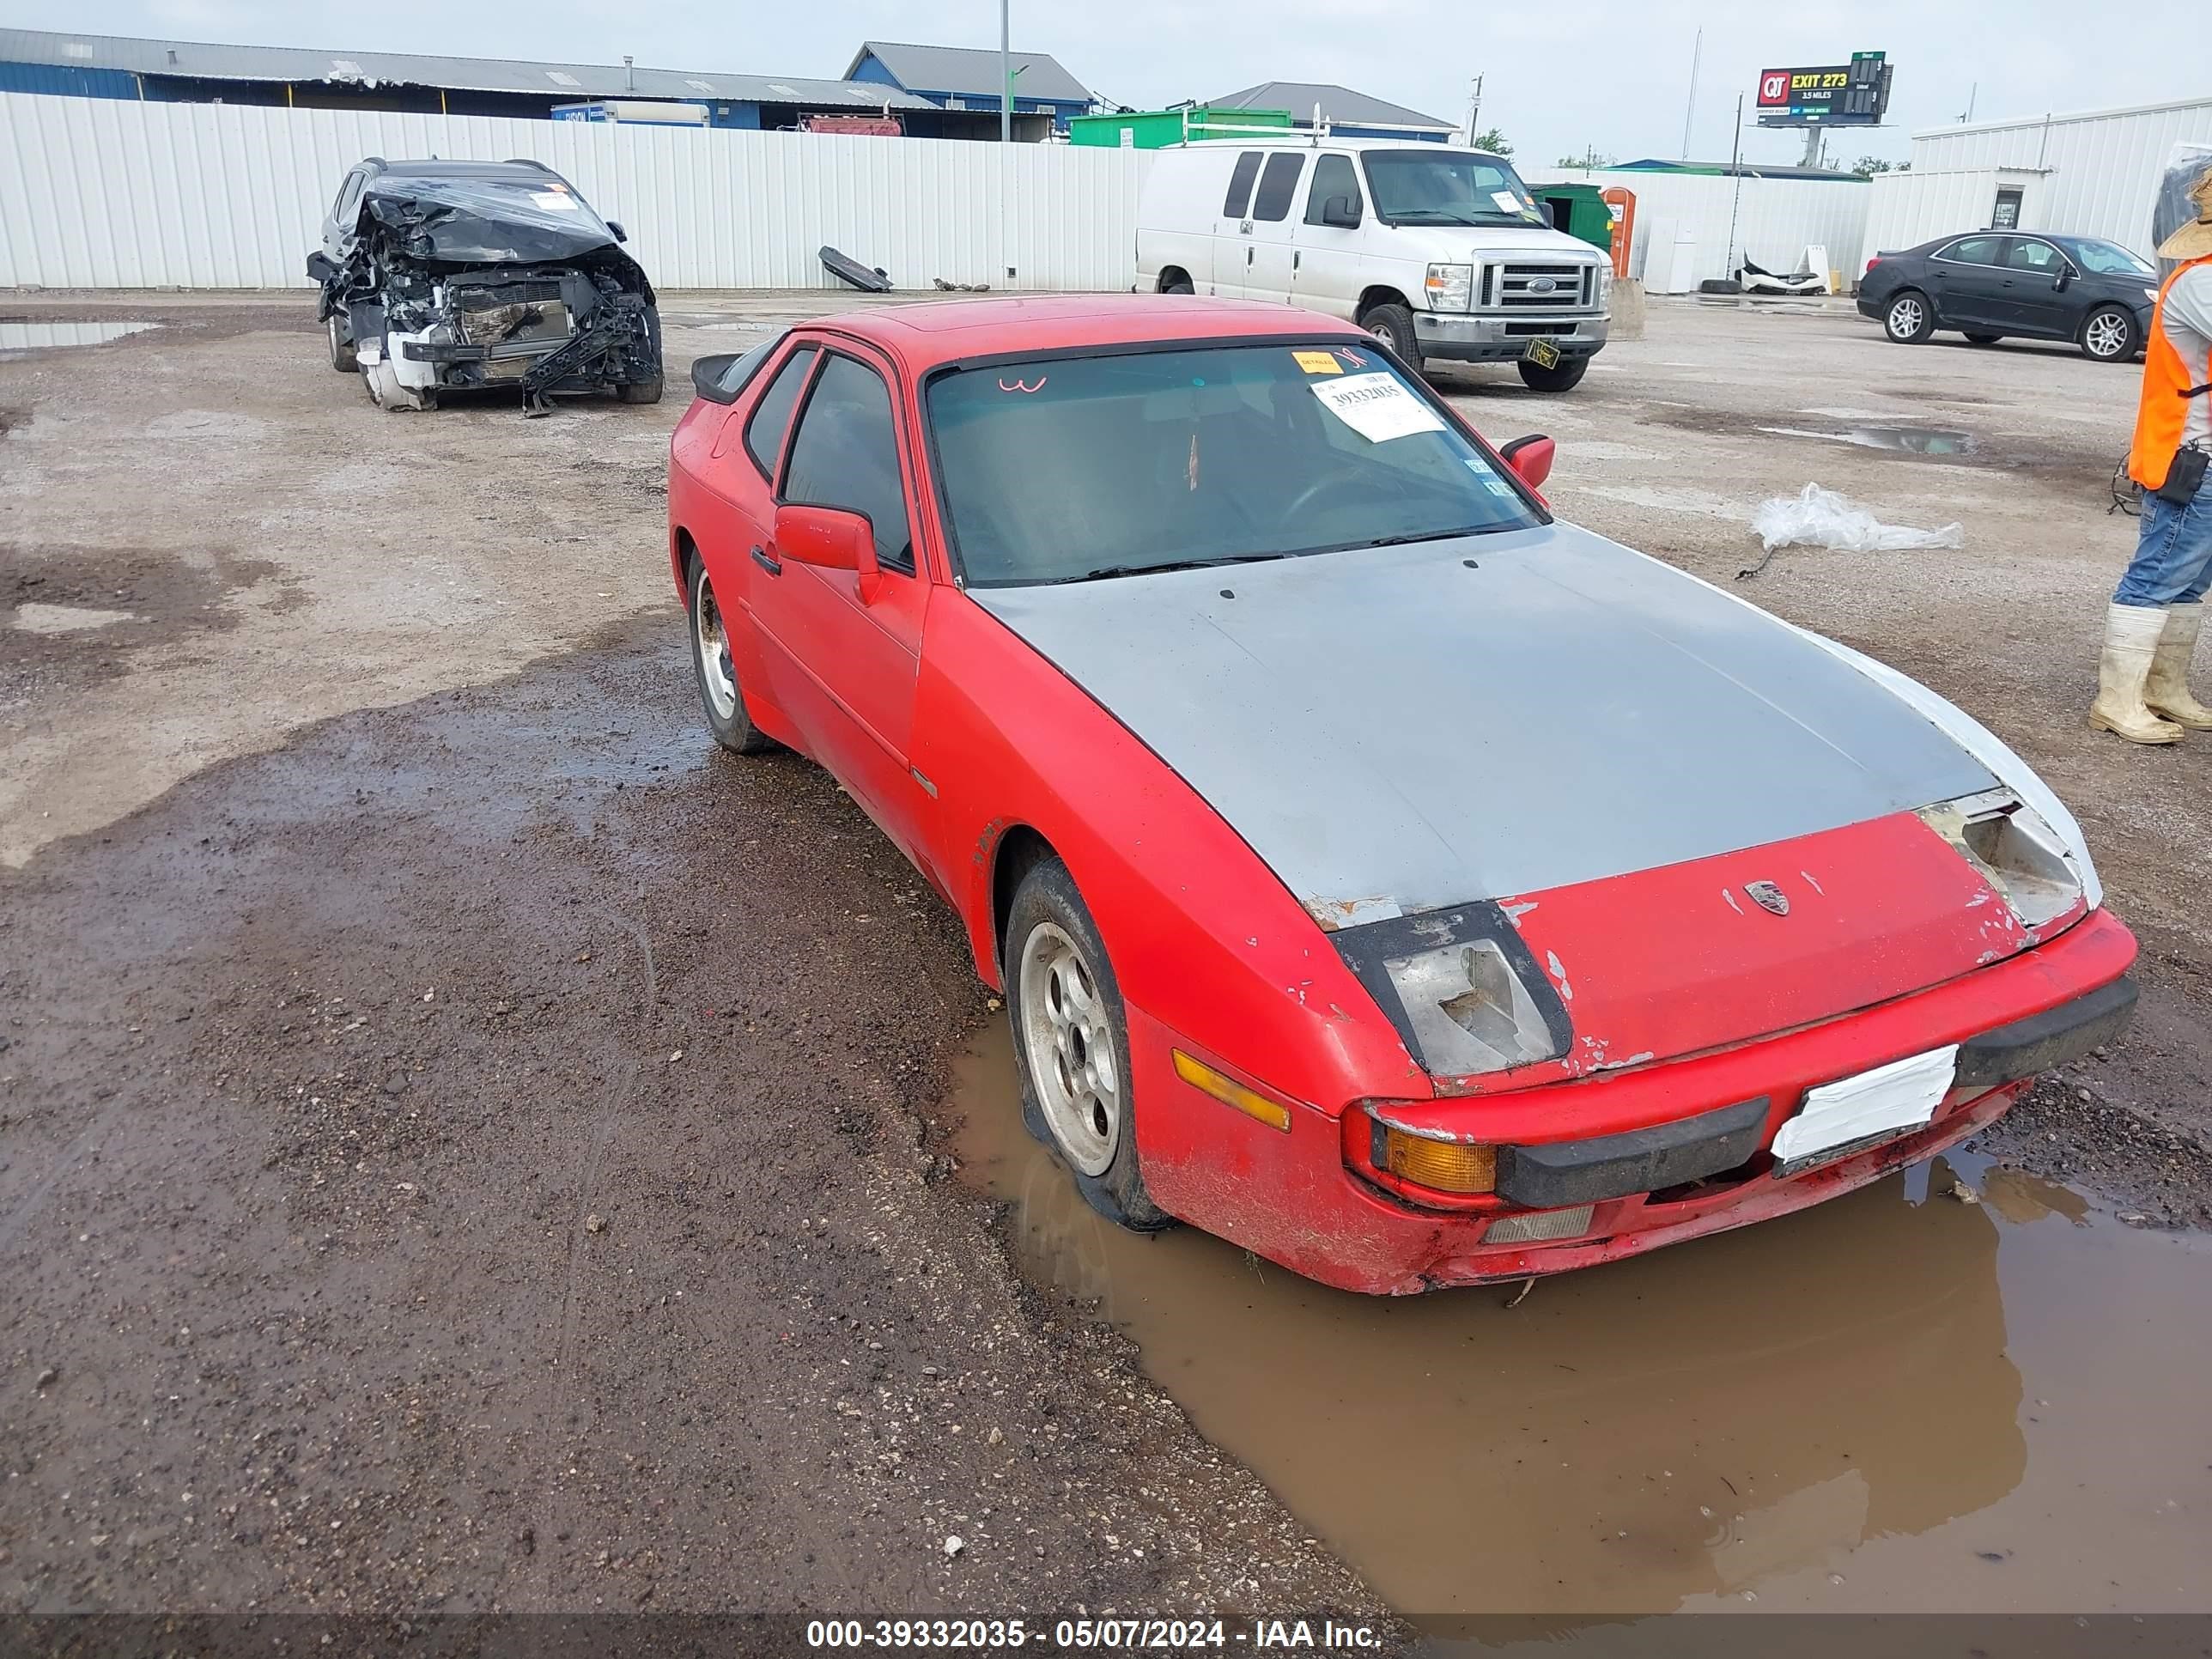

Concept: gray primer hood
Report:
left=971, top=524, right=1994, bottom=920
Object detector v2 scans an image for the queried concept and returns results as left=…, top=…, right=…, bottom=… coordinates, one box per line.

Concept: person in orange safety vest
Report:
left=2092, top=165, right=2212, bottom=743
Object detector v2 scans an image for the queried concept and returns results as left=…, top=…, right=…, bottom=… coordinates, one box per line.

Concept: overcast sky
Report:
left=15, top=0, right=2205, bottom=168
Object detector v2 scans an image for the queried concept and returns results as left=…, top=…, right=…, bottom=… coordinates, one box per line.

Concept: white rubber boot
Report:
left=2144, top=601, right=2212, bottom=730
left=2089, top=603, right=2185, bottom=744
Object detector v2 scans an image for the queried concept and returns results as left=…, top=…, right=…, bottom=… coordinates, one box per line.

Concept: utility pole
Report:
left=1680, top=27, right=1700, bottom=159
left=1000, top=0, right=1012, bottom=145
left=1465, top=74, right=1482, bottom=146
left=1726, top=92, right=1746, bottom=279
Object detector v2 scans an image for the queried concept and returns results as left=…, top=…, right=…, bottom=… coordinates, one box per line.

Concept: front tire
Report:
left=1358, top=301, right=1423, bottom=371
left=1006, top=857, right=1169, bottom=1233
left=686, top=556, right=775, bottom=755
left=2081, top=305, right=2139, bottom=363
left=617, top=375, right=664, bottom=404
left=1884, top=289, right=1936, bottom=343
left=1516, top=354, right=1590, bottom=393
left=327, top=313, right=357, bottom=373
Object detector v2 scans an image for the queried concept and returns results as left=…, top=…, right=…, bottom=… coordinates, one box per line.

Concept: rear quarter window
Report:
left=1222, top=151, right=1264, bottom=218
left=744, top=346, right=817, bottom=479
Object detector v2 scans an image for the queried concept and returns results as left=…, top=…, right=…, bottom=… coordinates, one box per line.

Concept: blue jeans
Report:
left=2115, top=474, right=2212, bottom=606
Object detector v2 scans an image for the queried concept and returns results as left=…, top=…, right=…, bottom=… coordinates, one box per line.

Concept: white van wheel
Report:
left=1360, top=301, right=1422, bottom=371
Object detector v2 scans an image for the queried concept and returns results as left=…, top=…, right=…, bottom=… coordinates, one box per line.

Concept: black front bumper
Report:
left=1492, top=976, right=2138, bottom=1211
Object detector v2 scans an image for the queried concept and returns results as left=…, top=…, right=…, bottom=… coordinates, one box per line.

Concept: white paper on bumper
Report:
left=1311, top=373, right=1447, bottom=444
left=1771, top=1044, right=1960, bottom=1166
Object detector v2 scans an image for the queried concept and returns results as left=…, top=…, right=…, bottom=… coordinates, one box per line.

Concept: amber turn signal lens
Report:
left=1172, top=1049, right=1291, bottom=1133
left=1382, top=1127, right=1498, bottom=1194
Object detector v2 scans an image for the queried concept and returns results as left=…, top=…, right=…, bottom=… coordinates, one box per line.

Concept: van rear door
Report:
left=1213, top=149, right=1266, bottom=298
left=1243, top=152, right=1308, bottom=303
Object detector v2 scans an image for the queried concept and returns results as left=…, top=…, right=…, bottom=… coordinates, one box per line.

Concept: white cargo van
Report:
left=1135, top=137, right=1610, bottom=392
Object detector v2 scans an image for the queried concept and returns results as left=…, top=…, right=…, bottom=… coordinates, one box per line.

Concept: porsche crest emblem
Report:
left=1744, top=880, right=1790, bottom=917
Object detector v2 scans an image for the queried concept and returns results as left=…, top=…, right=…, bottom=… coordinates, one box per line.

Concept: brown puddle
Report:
left=952, top=1023, right=2212, bottom=1618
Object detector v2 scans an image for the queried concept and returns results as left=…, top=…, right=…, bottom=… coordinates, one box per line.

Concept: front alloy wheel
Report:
left=1004, top=855, right=1169, bottom=1231
left=2081, top=307, right=2136, bottom=363
left=1019, top=921, right=1120, bottom=1177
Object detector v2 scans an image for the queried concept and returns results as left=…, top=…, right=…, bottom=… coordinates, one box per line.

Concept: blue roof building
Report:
left=844, top=40, right=1093, bottom=137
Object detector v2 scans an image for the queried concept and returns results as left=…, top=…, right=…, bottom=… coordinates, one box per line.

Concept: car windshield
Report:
left=927, top=343, right=1543, bottom=586
left=2069, top=239, right=2155, bottom=277
left=1362, top=150, right=1545, bottom=228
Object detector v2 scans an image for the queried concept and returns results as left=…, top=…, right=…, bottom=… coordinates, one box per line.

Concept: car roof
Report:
left=372, top=159, right=561, bottom=181
left=807, top=295, right=1370, bottom=372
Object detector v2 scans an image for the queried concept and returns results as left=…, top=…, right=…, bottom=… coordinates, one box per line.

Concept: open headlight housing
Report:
left=1919, top=787, right=2086, bottom=932
left=1330, top=907, right=1571, bottom=1079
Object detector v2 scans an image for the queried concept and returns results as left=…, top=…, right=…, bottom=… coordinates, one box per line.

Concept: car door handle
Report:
left=1293, top=251, right=1301, bottom=270
left=1247, top=246, right=1255, bottom=265
left=751, top=545, right=781, bottom=576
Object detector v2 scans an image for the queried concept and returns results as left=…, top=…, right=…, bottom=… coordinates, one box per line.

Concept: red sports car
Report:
left=665, top=295, right=2136, bottom=1296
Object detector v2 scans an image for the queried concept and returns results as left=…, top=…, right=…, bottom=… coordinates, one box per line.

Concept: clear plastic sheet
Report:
left=1740, top=483, right=1963, bottom=577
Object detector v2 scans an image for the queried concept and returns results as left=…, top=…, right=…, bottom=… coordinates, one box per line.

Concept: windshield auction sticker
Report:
left=1310, top=372, right=1446, bottom=443
left=1291, top=349, right=1343, bottom=375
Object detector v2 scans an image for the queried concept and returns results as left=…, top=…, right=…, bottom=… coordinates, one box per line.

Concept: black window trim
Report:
left=742, top=341, right=823, bottom=483
left=772, top=343, right=920, bottom=576
left=915, top=332, right=1553, bottom=589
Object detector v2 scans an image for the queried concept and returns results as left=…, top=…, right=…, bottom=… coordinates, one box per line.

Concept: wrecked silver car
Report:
left=307, top=159, right=662, bottom=413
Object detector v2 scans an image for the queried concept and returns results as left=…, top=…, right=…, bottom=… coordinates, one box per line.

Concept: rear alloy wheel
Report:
left=2081, top=306, right=2138, bottom=363
left=687, top=556, right=774, bottom=755
left=1359, top=301, right=1424, bottom=372
left=1006, top=857, right=1169, bottom=1232
left=1884, top=290, right=1936, bottom=343
left=327, top=313, right=357, bottom=373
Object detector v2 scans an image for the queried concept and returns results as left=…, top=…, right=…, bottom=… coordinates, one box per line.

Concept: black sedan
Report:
left=1857, top=231, right=2157, bottom=362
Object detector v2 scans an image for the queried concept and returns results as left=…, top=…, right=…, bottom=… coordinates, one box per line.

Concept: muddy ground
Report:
left=3, top=290, right=2209, bottom=1632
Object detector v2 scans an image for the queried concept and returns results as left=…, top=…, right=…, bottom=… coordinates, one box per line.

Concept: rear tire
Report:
left=1160, top=270, right=1195, bottom=295
left=327, top=313, right=357, bottom=373
left=1516, top=354, right=1590, bottom=393
left=1005, top=857, right=1170, bottom=1234
left=617, top=375, right=664, bottom=404
left=1964, top=331, right=2002, bottom=345
left=1358, top=301, right=1423, bottom=371
left=2081, top=305, right=2138, bottom=363
left=1884, top=289, right=1936, bottom=343
left=686, top=555, right=775, bottom=756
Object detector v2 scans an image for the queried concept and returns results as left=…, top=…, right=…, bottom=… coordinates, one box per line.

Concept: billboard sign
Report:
left=1755, top=52, right=1893, bottom=126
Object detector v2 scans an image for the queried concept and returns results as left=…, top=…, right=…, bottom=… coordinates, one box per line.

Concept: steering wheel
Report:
left=1279, top=468, right=1378, bottom=522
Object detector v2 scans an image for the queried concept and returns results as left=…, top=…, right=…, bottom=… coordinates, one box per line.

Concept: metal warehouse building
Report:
left=0, top=26, right=1007, bottom=136
left=1867, top=94, right=2212, bottom=266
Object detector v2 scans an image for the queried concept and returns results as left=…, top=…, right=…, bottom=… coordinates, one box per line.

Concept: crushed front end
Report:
left=328, top=173, right=662, bottom=413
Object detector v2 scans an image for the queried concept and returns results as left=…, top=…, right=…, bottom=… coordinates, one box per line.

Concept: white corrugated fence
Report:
left=1905, top=97, right=2212, bottom=255
left=0, top=90, right=1154, bottom=291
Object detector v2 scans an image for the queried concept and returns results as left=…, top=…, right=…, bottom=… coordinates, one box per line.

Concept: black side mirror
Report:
left=2054, top=264, right=2075, bottom=291
left=305, top=252, right=337, bottom=283
left=1538, top=202, right=1557, bottom=228
left=606, top=220, right=629, bottom=243
left=690, top=353, right=741, bottom=403
left=1321, top=194, right=1360, bottom=229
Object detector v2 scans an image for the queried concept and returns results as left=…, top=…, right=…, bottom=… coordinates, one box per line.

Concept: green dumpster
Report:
left=1530, top=182, right=1613, bottom=255
left=1070, top=106, right=1292, bottom=149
